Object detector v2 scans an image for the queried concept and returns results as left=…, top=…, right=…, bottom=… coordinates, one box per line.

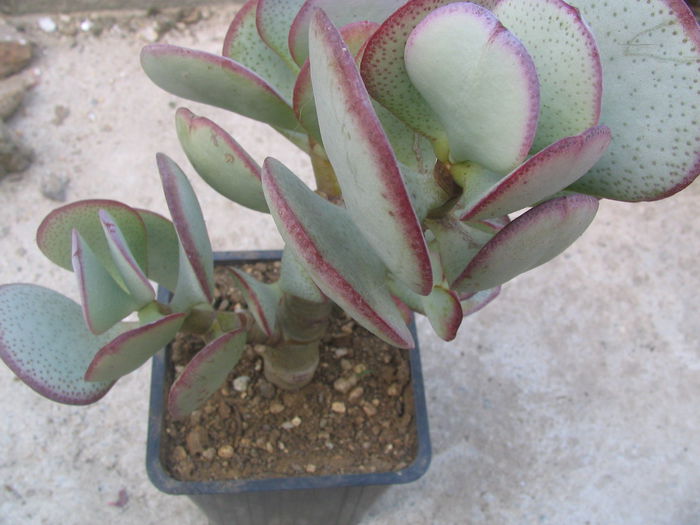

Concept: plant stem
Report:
left=309, top=139, right=341, bottom=200
left=262, top=293, right=332, bottom=390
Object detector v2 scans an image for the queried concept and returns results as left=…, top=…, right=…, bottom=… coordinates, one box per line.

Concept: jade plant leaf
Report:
left=175, top=108, right=269, bottom=213
left=99, top=210, right=155, bottom=306
left=262, top=157, right=414, bottom=348
left=309, top=9, right=432, bottom=295
left=360, top=0, right=456, bottom=142
left=288, top=0, right=407, bottom=66
left=454, top=194, right=600, bottom=294
left=0, top=284, right=124, bottom=404
left=460, top=287, right=501, bottom=317
left=279, top=248, right=325, bottom=303
left=140, top=44, right=299, bottom=131
left=227, top=267, right=281, bottom=338
left=37, top=199, right=147, bottom=285
left=256, top=0, right=307, bottom=68
left=493, top=0, right=603, bottom=151
left=84, top=313, right=186, bottom=382
left=404, top=2, right=540, bottom=172
left=459, top=125, right=612, bottom=221
left=157, top=154, right=214, bottom=311
left=568, top=0, right=700, bottom=201
left=72, top=230, right=139, bottom=334
left=223, top=0, right=297, bottom=102
left=136, top=209, right=180, bottom=292
left=168, top=328, right=247, bottom=419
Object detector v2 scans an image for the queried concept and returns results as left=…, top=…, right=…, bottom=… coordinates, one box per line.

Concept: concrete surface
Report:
left=1, top=0, right=233, bottom=16
left=0, top=5, right=699, bottom=525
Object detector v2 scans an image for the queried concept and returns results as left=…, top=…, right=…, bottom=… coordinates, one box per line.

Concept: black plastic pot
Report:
left=146, top=251, right=431, bottom=525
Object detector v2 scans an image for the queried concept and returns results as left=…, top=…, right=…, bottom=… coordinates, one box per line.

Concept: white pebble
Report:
left=38, top=17, right=57, bottom=32
left=232, top=375, right=250, bottom=392
left=80, top=19, right=93, bottom=32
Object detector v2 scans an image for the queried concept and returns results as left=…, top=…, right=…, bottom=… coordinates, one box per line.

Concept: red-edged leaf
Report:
left=460, top=287, right=501, bottom=317
left=309, top=9, right=432, bottom=294
left=256, top=0, right=307, bottom=68
left=227, top=267, right=281, bottom=338
left=136, top=209, right=180, bottom=292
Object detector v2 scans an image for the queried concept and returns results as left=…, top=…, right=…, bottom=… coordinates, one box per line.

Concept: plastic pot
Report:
left=146, top=250, right=431, bottom=525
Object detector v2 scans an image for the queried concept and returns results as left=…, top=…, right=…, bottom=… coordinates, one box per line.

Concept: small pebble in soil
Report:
left=333, top=348, right=349, bottom=359
left=348, top=386, right=364, bottom=403
left=331, top=401, right=346, bottom=414
left=202, top=448, right=216, bottom=461
left=387, top=383, right=400, bottom=396
left=362, top=403, right=377, bottom=417
left=305, top=464, right=317, bottom=473
left=340, top=359, right=353, bottom=371
left=257, top=379, right=275, bottom=399
left=232, top=375, right=250, bottom=392
left=269, top=402, right=285, bottom=414
left=217, top=445, right=234, bottom=459
left=333, top=374, right=357, bottom=394
left=291, top=416, right=302, bottom=427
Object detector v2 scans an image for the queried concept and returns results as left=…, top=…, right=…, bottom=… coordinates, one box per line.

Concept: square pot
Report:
left=146, top=251, right=432, bottom=525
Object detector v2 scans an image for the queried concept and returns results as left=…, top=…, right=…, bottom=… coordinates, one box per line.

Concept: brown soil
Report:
left=162, top=262, right=418, bottom=481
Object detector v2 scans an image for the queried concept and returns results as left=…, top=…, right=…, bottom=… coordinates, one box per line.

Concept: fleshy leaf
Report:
left=72, top=231, right=139, bottom=334
left=454, top=194, right=599, bottom=294
left=426, top=216, right=496, bottom=286
left=460, top=287, right=501, bottom=317
left=157, top=154, right=214, bottom=311
left=309, top=10, right=432, bottom=295
left=493, top=0, right=603, bottom=151
left=0, top=284, right=123, bottom=404
left=288, top=0, right=407, bottom=66
left=140, top=44, right=299, bottom=131
left=256, top=0, right=307, bottom=68
left=404, top=2, right=540, bottom=172
left=168, top=328, right=247, bottom=419
left=567, top=0, right=700, bottom=201
left=360, top=0, right=457, bottom=141
left=227, top=267, right=281, bottom=338
left=422, top=285, right=462, bottom=341
left=99, top=210, right=154, bottom=306
left=175, top=108, right=269, bottom=213
left=37, top=200, right=147, bottom=284
left=136, top=209, right=180, bottom=292
left=459, top=125, right=612, bottom=220
left=262, top=157, right=414, bottom=348
left=85, top=313, right=186, bottom=382
left=223, top=0, right=297, bottom=102
left=279, top=248, right=325, bottom=303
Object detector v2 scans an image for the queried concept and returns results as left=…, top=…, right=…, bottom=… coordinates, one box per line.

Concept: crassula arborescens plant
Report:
left=0, top=0, right=698, bottom=420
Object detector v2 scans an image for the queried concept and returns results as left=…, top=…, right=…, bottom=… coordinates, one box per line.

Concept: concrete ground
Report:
left=0, top=4, right=698, bottom=525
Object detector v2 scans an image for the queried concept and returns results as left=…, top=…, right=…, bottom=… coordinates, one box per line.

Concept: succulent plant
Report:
left=0, top=0, right=698, bottom=419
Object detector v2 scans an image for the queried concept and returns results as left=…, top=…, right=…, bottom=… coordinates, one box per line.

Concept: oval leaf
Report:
left=168, top=328, right=247, bottom=419
left=176, top=108, right=269, bottom=213
left=460, top=125, right=612, bottom=220
left=136, top=209, right=180, bottom=292
left=454, top=194, right=600, bottom=294
left=85, top=313, right=186, bottom=382
left=262, top=157, right=414, bottom=348
left=404, top=2, right=540, bottom=172
left=568, top=0, right=700, bottom=201
left=493, top=0, right=603, bottom=150
left=256, top=0, right=307, bottom=68
left=140, top=44, right=299, bottom=131
left=0, top=284, right=123, bottom=404
left=309, top=9, right=432, bottom=294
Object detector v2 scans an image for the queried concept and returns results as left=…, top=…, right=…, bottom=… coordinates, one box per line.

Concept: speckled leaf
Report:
left=309, top=10, right=432, bottom=295
left=493, top=0, right=603, bottom=151
left=140, top=44, right=299, bottom=131
left=136, top=209, right=180, bottom=292
left=454, top=194, right=599, bottom=294
left=262, top=157, right=414, bottom=348
left=37, top=200, right=147, bottom=285
left=168, top=328, right=247, bottom=419
left=227, top=267, right=281, bottom=338
left=157, top=154, right=214, bottom=311
left=223, top=0, right=297, bottom=102
left=0, top=284, right=123, bottom=404
left=360, top=0, right=456, bottom=142
left=256, top=0, right=306, bottom=68
left=289, top=0, right=407, bottom=66
left=374, top=104, right=437, bottom=175
left=84, top=313, right=185, bottom=383
left=460, top=286, right=501, bottom=317
left=99, top=210, right=154, bottom=306
left=176, top=108, right=269, bottom=213
left=72, top=231, right=139, bottom=335
left=404, top=2, right=540, bottom=172
left=567, top=0, right=700, bottom=201
left=460, top=125, right=612, bottom=220
left=280, top=248, right=325, bottom=303
left=426, top=216, right=496, bottom=286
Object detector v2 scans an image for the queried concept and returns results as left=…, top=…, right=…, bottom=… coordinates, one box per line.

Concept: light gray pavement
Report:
left=0, top=5, right=699, bottom=525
